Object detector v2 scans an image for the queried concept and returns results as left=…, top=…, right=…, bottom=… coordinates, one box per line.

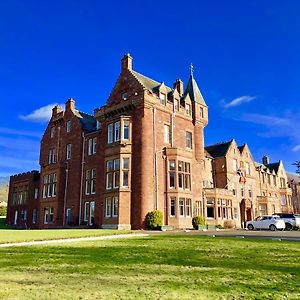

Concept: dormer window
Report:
left=160, top=93, right=166, bottom=106
left=186, top=104, right=191, bottom=116
left=96, top=120, right=101, bottom=130
left=122, top=92, right=128, bottom=100
left=66, top=120, right=72, bottom=133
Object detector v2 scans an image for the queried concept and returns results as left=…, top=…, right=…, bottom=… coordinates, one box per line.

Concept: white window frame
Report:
left=164, top=124, right=170, bottom=144
left=122, top=158, right=130, bottom=188
left=115, top=121, right=120, bottom=142
left=112, top=197, right=119, bottom=217
left=84, top=202, right=89, bottom=222
left=108, top=123, right=114, bottom=144
left=123, top=120, right=130, bottom=140
left=186, top=131, right=192, bottom=149
left=66, top=120, right=72, bottom=133
left=105, top=197, right=112, bottom=217
left=89, top=201, right=95, bottom=225
left=66, top=144, right=72, bottom=160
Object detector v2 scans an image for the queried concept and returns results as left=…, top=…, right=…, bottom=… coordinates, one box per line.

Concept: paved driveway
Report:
left=150, top=229, right=300, bottom=242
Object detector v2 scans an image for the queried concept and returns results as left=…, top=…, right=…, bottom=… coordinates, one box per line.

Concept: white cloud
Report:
left=19, top=103, right=64, bottom=122
left=223, top=95, right=256, bottom=109
left=292, top=145, right=300, bottom=152
left=240, top=113, right=290, bottom=126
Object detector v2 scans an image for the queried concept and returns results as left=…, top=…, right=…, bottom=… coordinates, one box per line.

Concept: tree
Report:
left=293, top=161, right=300, bottom=174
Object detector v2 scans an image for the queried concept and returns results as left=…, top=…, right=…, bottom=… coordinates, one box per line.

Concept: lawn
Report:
left=0, top=235, right=299, bottom=299
left=0, top=216, right=131, bottom=243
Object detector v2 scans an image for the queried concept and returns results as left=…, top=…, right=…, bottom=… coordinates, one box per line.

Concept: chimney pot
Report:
left=65, top=98, right=75, bottom=111
left=262, top=155, right=270, bottom=165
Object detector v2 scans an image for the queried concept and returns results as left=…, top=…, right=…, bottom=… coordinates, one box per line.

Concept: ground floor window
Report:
left=217, top=199, right=232, bottom=220
left=105, top=197, right=119, bottom=218
left=84, top=202, right=89, bottom=223
left=195, top=201, right=202, bottom=216
left=44, top=208, right=49, bottom=224
left=178, top=197, right=192, bottom=217
left=49, top=207, right=54, bottom=223
left=234, top=207, right=239, bottom=219
left=32, top=209, right=37, bottom=224
left=170, top=197, right=176, bottom=217
left=66, top=208, right=71, bottom=225
left=21, top=209, right=27, bottom=221
left=90, top=201, right=95, bottom=225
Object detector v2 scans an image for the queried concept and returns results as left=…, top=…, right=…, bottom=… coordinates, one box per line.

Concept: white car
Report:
left=246, top=215, right=285, bottom=231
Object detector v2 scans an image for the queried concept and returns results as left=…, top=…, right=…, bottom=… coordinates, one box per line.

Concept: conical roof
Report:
left=183, top=73, right=206, bottom=106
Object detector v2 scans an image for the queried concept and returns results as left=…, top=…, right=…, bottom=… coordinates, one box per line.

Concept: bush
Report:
left=223, top=220, right=235, bottom=229
left=145, top=210, right=163, bottom=229
left=192, top=216, right=206, bottom=229
left=0, top=206, right=7, bottom=216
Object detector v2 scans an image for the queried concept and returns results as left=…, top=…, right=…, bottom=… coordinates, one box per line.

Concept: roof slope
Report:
left=287, top=173, right=300, bottom=184
left=205, top=141, right=232, bottom=158
left=74, top=111, right=97, bottom=132
left=131, top=70, right=172, bottom=93
left=182, top=74, right=206, bottom=105
left=265, top=162, right=280, bottom=173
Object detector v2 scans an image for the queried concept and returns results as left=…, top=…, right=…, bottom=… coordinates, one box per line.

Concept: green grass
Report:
left=0, top=216, right=131, bottom=243
left=0, top=235, right=299, bottom=299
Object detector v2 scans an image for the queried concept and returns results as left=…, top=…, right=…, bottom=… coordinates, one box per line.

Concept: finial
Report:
left=189, top=63, right=194, bottom=76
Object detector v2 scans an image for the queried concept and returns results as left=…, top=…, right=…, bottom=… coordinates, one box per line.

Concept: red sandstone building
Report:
left=6, top=54, right=295, bottom=229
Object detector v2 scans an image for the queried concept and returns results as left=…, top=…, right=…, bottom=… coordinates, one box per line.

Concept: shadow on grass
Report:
left=0, top=235, right=299, bottom=297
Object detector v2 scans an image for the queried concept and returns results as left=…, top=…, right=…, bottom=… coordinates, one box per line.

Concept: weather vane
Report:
left=190, top=63, right=194, bottom=76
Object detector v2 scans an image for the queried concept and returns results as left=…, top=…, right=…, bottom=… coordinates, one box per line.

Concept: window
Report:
left=178, top=161, right=184, bottom=188
left=66, top=120, right=72, bottom=133
left=186, top=103, right=191, bottom=115
left=34, top=188, right=39, bottom=199
left=186, top=131, right=192, bottom=149
left=21, top=209, right=27, bottom=221
left=113, top=159, right=120, bottom=188
left=87, top=137, right=97, bottom=155
left=32, top=209, right=37, bottom=224
left=49, top=207, right=54, bottom=223
left=115, top=121, right=120, bottom=142
left=281, top=195, right=287, bottom=206
left=92, top=137, right=97, bottom=154
left=66, top=144, right=72, bottom=160
left=43, top=174, right=57, bottom=198
left=234, top=207, right=238, bottom=219
left=50, top=127, right=55, bottom=138
left=106, top=160, right=113, bottom=189
left=48, top=149, right=56, bottom=164
left=169, top=160, right=176, bottom=188
left=174, top=99, right=179, bottom=111
left=184, top=162, right=191, bottom=190
left=241, top=187, right=244, bottom=197
left=196, top=201, right=201, bottom=216
left=86, top=169, right=96, bottom=195
left=246, top=162, right=250, bottom=175
left=89, top=201, right=95, bottom=225
left=12, top=188, right=17, bottom=205
left=112, top=197, right=119, bottom=217
left=248, top=185, right=252, bottom=198
left=233, top=159, right=238, bottom=172
left=160, top=93, right=166, bottom=106
left=105, top=197, right=112, bottom=217
left=259, top=204, right=267, bottom=216
left=108, top=123, right=114, bottom=144
left=122, top=158, right=129, bottom=188
left=170, top=197, right=176, bottom=217
left=44, top=208, right=49, bottom=224
left=273, top=175, right=277, bottom=186
left=186, top=199, right=191, bottom=217
left=179, top=198, right=185, bottom=216
left=84, top=202, right=89, bottom=222
left=96, top=120, right=101, bottom=130
left=122, top=92, right=128, bottom=100
left=164, top=124, right=170, bottom=144
left=199, top=107, right=204, bottom=118
left=123, top=120, right=130, bottom=140
left=232, top=183, right=236, bottom=196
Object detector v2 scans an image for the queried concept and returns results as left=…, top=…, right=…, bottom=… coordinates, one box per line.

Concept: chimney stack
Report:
left=262, top=155, right=270, bottom=165
left=121, top=53, right=133, bottom=72
left=65, top=98, right=75, bottom=112
left=52, top=105, right=62, bottom=118
left=173, top=79, right=184, bottom=95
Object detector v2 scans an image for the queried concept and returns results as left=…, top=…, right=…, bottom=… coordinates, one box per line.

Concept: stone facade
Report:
left=287, top=173, right=300, bottom=214
left=6, top=54, right=294, bottom=230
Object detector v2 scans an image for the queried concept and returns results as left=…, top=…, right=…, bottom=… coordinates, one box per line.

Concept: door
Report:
left=14, top=210, right=18, bottom=225
left=66, top=209, right=71, bottom=225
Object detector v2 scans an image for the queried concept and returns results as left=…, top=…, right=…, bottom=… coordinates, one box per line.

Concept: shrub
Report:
left=192, top=216, right=206, bottom=229
left=216, top=224, right=224, bottom=229
left=223, top=220, right=235, bottom=229
left=145, top=210, right=163, bottom=229
left=0, top=206, right=7, bottom=217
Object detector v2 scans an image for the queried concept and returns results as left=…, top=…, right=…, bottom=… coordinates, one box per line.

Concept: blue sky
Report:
left=0, top=0, right=299, bottom=177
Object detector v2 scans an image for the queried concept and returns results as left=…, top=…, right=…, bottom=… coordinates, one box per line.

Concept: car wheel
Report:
left=285, top=223, right=293, bottom=231
left=247, top=224, right=254, bottom=231
left=269, top=224, right=277, bottom=231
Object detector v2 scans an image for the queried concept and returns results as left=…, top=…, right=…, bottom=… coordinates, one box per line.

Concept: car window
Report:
left=255, top=216, right=262, bottom=221
left=261, top=216, right=268, bottom=220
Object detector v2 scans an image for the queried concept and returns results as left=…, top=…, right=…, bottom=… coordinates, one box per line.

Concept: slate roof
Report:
left=74, top=110, right=97, bottom=132
left=238, top=145, right=246, bottom=153
left=131, top=70, right=172, bottom=93
left=182, top=74, right=206, bottom=105
left=205, top=140, right=233, bottom=158
left=287, top=172, right=300, bottom=184
left=265, top=162, right=280, bottom=173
